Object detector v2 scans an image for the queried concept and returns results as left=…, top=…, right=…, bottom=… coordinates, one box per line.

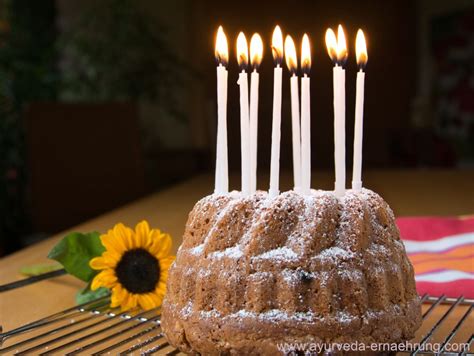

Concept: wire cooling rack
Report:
left=0, top=294, right=472, bottom=355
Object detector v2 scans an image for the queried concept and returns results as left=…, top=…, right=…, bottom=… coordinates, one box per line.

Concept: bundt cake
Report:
left=161, top=189, right=422, bottom=355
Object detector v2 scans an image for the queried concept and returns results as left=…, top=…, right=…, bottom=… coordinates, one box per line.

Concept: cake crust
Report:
left=161, top=189, right=422, bottom=355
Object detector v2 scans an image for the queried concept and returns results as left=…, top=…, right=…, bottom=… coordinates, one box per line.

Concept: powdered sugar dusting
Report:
left=189, top=244, right=204, bottom=255
left=182, top=304, right=407, bottom=326
left=253, top=246, right=298, bottom=261
left=319, top=246, right=354, bottom=260
left=209, top=245, right=244, bottom=259
left=181, top=301, right=193, bottom=318
left=200, top=309, right=221, bottom=318
left=209, top=308, right=360, bottom=324
left=228, top=308, right=316, bottom=322
left=335, top=310, right=356, bottom=324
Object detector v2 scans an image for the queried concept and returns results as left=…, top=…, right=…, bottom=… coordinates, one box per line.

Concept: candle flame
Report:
left=301, top=34, right=311, bottom=74
left=356, top=29, right=368, bottom=69
left=250, top=33, right=263, bottom=70
left=325, top=28, right=338, bottom=63
left=284, top=35, right=297, bottom=74
left=271, top=25, right=283, bottom=65
left=215, top=26, right=228, bottom=66
left=236, top=32, right=249, bottom=70
left=325, top=25, right=348, bottom=65
left=337, top=24, right=348, bottom=64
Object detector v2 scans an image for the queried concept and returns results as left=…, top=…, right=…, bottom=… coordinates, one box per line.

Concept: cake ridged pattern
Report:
left=162, top=189, right=421, bottom=354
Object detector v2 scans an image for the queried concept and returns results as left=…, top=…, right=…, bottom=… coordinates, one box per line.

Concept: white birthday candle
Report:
left=236, top=32, right=251, bottom=197
left=214, top=26, right=229, bottom=194
left=284, top=35, right=301, bottom=192
left=326, top=25, right=348, bottom=198
left=300, top=34, right=312, bottom=195
left=249, top=33, right=263, bottom=194
left=269, top=25, right=284, bottom=198
left=352, top=29, right=368, bottom=191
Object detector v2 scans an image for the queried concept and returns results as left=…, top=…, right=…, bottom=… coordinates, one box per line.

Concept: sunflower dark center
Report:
left=115, top=248, right=160, bottom=294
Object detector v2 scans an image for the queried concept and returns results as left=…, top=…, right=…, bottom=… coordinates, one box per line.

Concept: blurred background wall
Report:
left=0, top=0, right=473, bottom=255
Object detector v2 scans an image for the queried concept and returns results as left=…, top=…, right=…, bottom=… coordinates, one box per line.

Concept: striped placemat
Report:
left=397, top=216, right=474, bottom=298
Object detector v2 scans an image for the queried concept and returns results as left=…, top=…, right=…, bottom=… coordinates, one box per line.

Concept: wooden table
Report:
left=1, top=170, right=473, bottom=347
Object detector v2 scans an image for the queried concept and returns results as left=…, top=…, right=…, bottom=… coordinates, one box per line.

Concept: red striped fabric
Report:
left=397, top=216, right=474, bottom=298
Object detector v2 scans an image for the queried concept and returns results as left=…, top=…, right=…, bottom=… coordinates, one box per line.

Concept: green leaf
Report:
left=76, top=282, right=110, bottom=305
left=48, top=231, right=105, bottom=282
left=20, top=262, right=63, bottom=276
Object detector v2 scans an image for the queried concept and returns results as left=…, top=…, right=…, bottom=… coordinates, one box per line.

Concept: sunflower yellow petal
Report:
left=159, top=275, right=168, bottom=290
left=113, top=223, right=134, bottom=250
left=150, top=292, right=163, bottom=307
left=145, top=291, right=159, bottom=303
left=149, top=232, right=172, bottom=257
left=90, top=256, right=113, bottom=270
left=91, top=272, right=112, bottom=290
left=91, top=270, right=117, bottom=290
left=100, top=268, right=116, bottom=278
left=111, top=285, right=126, bottom=308
left=159, top=256, right=175, bottom=271
left=100, top=232, right=126, bottom=256
left=152, top=293, right=163, bottom=307
left=135, top=221, right=151, bottom=248
left=91, top=275, right=104, bottom=291
left=159, top=266, right=173, bottom=283
left=122, top=293, right=138, bottom=311
left=127, top=232, right=137, bottom=250
left=138, top=293, right=156, bottom=310
left=119, top=293, right=131, bottom=311
left=156, top=281, right=167, bottom=294
left=130, top=294, right=139, bottom=309
left=121, top=293, right=131, bottom=310
left=102, top=226, right=126, bottom=252
left=149, top=292, right=164, bottom=307
left=102, top=251, right=121, bottom=266
left=98, top=270, right=117, bottom=286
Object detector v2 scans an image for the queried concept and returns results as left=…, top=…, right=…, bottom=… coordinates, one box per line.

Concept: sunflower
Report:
left=90, top=221, right=175, bottom=311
